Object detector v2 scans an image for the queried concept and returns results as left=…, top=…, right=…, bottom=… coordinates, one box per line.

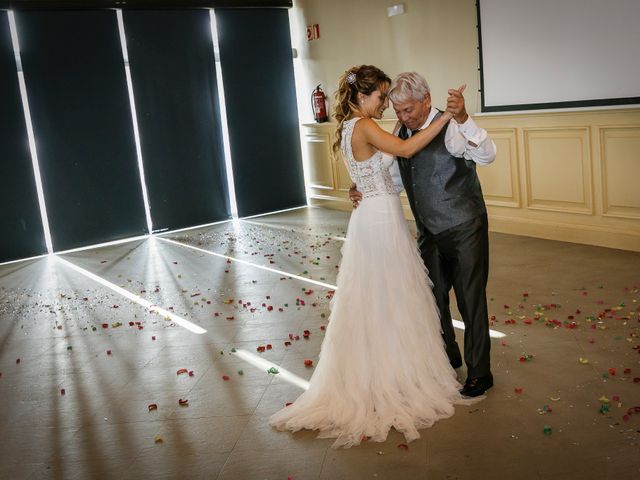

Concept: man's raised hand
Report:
left=446, top=84, right=468, bottom=124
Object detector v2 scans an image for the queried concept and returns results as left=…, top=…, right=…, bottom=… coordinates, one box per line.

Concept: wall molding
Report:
left=523, top=126, right=593, bottom=215
left=599, top=126, right=640, bottom=219
left=301, top=109, right=640, bottom=252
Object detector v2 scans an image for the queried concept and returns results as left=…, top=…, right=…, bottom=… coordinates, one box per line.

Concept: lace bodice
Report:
left=341, top=118, right=397, bottom=198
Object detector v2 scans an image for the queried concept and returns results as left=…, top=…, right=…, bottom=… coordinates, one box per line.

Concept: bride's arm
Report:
left=358, top=111, right=453, bottom=158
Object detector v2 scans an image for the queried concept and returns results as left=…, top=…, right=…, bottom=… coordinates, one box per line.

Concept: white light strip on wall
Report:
left=209, top=10, right=239, bottom=219
left=159, top=236, right=506, bottom=338
left=116, top=9, right=153, bottom=234
left=232, top=348, right=310, bottom=390
left=55, top=256, right=207, bottom=334
left=287, top=9, right=312, bottom=205
left=8, top=11, right=53, bottom=254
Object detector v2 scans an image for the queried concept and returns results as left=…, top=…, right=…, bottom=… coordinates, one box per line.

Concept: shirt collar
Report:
left=417, top=106, right=439, bottom=131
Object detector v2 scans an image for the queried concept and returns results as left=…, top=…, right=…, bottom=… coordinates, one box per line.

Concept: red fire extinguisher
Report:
left=311, top=84, right=328, bottom=123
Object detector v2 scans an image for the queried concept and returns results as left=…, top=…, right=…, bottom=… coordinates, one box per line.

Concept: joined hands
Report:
left=446, top=84, right=468, bottom=124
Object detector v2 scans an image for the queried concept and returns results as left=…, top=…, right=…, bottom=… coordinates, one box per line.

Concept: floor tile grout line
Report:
left=316, top=444, right=332, bottom=480
left=214, top=414, right=255, bottom=480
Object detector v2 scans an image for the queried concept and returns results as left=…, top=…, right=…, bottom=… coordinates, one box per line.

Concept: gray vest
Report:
left=397, top=112, right=486, bottom=235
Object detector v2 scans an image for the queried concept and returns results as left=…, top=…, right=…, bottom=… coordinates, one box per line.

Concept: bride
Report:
left=270, top=65, right=480, bottom=448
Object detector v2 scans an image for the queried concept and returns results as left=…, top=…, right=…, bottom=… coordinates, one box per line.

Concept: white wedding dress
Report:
left=269, top=117, right=479, bottom=448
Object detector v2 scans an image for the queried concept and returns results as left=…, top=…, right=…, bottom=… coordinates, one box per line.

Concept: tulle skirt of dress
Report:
left=269, top=194, right=479, bottom=448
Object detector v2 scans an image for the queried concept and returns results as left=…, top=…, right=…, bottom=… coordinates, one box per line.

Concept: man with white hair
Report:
left=350, top=72, right=496, bottom=397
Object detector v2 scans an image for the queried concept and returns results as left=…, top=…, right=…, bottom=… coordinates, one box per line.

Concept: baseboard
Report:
left=488, top=215, right=640, bottom=252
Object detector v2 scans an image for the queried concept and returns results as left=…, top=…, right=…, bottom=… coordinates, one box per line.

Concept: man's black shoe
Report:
left=460, top=374, right=493, bottom=397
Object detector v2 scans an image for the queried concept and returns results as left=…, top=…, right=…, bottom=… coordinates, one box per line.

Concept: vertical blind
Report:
left=215, top=8, right=305, bottom=217
left=0, top=11, right=46, bottom=262
left=124, top=9, right=230, bottom=232
left=16, top=10, right=147, bottom=251
left=1, top=6, right=305, bottom=261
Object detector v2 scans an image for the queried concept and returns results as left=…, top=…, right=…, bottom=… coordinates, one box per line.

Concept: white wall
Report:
left=289, top=0, right=481, bottom=124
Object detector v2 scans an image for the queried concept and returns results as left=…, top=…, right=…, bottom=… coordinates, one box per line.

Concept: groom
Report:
left=350, top=72, right=496, bottom=397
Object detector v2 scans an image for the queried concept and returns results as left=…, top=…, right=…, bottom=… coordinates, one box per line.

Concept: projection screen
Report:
left=477, top=0, right=640, bottom=111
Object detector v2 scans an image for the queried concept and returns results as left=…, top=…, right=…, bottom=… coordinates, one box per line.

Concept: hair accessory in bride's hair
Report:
left=346, top=72, right=357, bottom=85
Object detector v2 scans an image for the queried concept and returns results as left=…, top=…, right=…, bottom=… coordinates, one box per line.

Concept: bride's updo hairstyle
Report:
left=332, top=64, right=391, bottom=153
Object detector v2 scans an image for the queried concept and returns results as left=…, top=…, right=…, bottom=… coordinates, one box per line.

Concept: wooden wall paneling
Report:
left=523, top=127, right=593, bottom=214
left=600, top=126, right=640, bottom=219
left=478, top=128, right=520, bottom=207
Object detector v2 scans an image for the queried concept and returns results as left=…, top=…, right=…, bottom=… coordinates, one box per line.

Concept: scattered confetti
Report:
left=537, top=405, right=552, bottom=414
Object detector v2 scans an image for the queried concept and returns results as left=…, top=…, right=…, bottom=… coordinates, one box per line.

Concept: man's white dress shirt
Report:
left=389, top=107, right=496, bottom=191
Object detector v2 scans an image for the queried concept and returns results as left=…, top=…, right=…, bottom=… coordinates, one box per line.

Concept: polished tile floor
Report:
left=1, top=207, right=639, bottom=479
